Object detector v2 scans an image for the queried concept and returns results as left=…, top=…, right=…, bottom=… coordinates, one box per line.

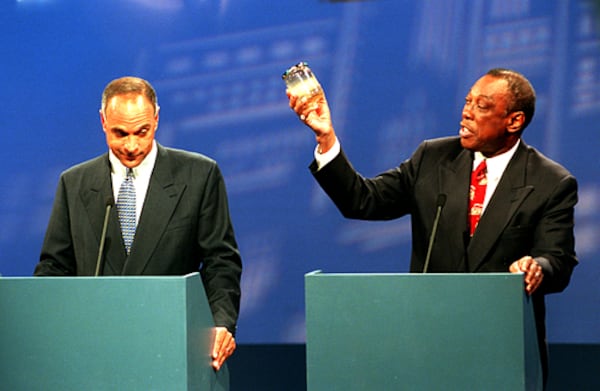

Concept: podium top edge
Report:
left=1, top=272, right=201, bottom=280
left=305, top=272, right=520, bottom=278
left=305, top=270, right=323, bottom=276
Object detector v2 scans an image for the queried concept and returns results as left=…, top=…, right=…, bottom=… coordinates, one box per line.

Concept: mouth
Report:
left=459, top=124, right=473, bottom=137
left=119, top=153, right=140, bottom=166
left=121, top=151, right=139, bottom=160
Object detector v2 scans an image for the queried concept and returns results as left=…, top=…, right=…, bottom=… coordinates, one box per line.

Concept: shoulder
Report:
left=158, top=144, right=217, bottom=167
left=421, top=135, right=462, bottom=150
left=521, top=141, right=575, bottom=180
left=60, top=153, right=109, bottom=179
left=413, top=136, right=465, bottom=163
left=156, top=144, right=224, bottom=183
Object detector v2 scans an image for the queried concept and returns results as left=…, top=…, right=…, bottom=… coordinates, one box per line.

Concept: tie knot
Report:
left=126, top=168, right=134, bottom=179
left=474, top=160, right=487, bottom=179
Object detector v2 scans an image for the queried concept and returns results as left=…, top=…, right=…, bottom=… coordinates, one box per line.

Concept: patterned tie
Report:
left=469, top=160, right=487, bottom=236
left=117, top=168, right=136, bottom=254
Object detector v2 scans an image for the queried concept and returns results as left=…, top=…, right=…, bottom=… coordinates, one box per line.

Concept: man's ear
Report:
left=507, top=111, right=525, bottom=134
left=99, top=110, right=107, bottom=133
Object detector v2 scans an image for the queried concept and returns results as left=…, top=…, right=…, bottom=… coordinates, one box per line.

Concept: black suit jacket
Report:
left=312, top=136, right=578, bottom=377
left=35, top=144, right=242, bottom=334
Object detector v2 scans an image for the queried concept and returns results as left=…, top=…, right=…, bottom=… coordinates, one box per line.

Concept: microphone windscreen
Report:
left=436, top=194, right=447, bottom=207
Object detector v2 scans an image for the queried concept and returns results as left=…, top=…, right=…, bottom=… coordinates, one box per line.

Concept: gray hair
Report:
left=100, top=76, right=159, bottom=115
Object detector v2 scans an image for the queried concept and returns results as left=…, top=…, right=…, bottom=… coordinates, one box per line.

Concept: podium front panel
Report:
left=0, top=273, right=228, bottom=391
left=305, top=272, right=541, bottom=391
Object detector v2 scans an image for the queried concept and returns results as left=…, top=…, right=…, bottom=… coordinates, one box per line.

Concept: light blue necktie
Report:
left=117, top=168, right=136, bottom=254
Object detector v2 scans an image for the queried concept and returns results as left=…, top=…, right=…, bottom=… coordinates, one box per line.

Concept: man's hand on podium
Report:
left=509, top=255, right=544, bottom=295
left=212, top=326, right=236, bottom=371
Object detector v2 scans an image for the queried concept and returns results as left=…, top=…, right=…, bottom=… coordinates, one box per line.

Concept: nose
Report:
left=462, top=103, right=473, bottom=120
left=123, top=136, right=139, bottom=153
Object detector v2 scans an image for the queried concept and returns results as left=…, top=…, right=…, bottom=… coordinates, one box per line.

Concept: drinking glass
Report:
left=282, top=62, right=323, bottom=103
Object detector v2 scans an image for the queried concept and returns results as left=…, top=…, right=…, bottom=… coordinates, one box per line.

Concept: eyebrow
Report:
left=467, top=90, right=493, bottom=99
left=110, top=123, right=151, bottom=131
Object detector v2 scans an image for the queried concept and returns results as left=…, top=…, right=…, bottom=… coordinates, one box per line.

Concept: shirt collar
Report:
left=109, top=140, right=158, bottom=178
left=473, top=139, right=520, bottom=179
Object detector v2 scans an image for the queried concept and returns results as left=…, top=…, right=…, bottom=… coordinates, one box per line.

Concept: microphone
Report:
left=462, top=230, right=471, bottom=272
left=94, top=198, right=113, bottom=277
left=422, top=194, right=447, bottom=273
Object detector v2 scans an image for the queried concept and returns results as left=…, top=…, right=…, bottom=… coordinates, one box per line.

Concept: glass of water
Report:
left=282, top=62, right=323, bottom=104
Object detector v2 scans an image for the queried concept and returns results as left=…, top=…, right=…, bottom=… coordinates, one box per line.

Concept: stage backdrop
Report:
left=1, top=0, right=598, bottom=344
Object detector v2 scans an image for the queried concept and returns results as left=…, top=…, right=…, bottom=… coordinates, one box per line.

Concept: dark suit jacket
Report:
left=35, top=144, right=242, bottom=334
left=311, top=136, right=578, bottom=377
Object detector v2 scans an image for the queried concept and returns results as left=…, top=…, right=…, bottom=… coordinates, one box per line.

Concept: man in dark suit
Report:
left=288, top=68, right=577, bottom=385
left=34, top=76, right=242, bottom=371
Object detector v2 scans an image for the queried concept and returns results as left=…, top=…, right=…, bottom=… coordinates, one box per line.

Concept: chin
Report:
left=460, top=138, right=475, bottom=151
left=120, top=159, right=140, bottom=168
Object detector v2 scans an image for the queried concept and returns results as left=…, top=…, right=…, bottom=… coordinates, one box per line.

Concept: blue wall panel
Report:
left=0, top=0, right=598, bottom=344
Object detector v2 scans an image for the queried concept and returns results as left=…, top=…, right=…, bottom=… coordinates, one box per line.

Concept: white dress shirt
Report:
left=109, top=140, right=158, bottom=226
left=472, top=139, right=520, bottom=213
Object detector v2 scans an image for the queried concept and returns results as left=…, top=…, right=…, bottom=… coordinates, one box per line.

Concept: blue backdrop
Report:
left=1, top=0, right=598, bottom=344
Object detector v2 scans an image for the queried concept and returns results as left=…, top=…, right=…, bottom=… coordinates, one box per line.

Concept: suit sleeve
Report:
left=34, top=174, right=77, bottom=276
left=532, top=173, right=578, bottom=294
left=311, top=147, right=420, bottom=221
left=197, top=163, right=242, bottom=335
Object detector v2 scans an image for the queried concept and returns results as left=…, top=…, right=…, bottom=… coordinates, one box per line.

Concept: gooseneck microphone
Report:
left=94, top=198, right=113, bottom=277
left=422, top=194, right=447, bottom=273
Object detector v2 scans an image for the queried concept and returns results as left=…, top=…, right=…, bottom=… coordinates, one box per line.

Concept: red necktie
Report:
left=469, top=160, right=487, bottom=236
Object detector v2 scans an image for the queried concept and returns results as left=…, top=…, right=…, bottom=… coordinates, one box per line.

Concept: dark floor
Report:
left=228, top=343, right=600, bottom=390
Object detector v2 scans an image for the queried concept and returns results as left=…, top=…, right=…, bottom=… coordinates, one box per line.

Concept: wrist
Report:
left=316, top=132, right=336, bottom=154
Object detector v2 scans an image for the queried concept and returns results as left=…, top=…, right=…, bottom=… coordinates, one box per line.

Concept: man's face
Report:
left=459, top=75, right=518, bottom=157
left=101, top=93, right=158, bottom=168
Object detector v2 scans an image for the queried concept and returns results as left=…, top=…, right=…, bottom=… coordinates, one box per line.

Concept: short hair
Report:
left=100, top=76, right=159, bottom=115
left=486, top=68, right=536, bottom=131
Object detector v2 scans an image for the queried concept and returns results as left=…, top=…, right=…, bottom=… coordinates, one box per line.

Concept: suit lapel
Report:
left=438, top=148, right=472, bottom=270
left=122, top=146, right=187, bottom=275
left=468, top=143, right=533, bottom=271
left=78, top=155, right=126, bottom=275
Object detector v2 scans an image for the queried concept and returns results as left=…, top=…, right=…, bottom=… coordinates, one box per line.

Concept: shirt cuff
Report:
left=314, top=138, right=341, bottom=171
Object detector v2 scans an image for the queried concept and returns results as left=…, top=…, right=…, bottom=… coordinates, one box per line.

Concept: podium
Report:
left=0, top=272, right=228, bottom=391
left=305, top=272, right=542, bottom=390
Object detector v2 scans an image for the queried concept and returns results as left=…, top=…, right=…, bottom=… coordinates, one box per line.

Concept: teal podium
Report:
left=305, top=272, right=542, bottom=390
left=0, top=272, right=228, bottom=391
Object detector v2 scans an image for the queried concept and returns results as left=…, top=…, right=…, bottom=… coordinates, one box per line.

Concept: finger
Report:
left=525, top=266, right=543, bottom=295
left=212, top=329, right=226, bottom=359
left=299, top=100, right=316, bottom=117
left=288, top=93, right=307, bottom=113
left=524, top=262, right=540, bottom=284
left=526, top=279, right=539, bottom=295
left=214, top=328, right=234, bottom=357
left=294, top=95, right=320, bottom=114
left=519, top=256, right=533, bottom=271
left=291, top=96, right=301, bottom=112
left=212, top=335, right=235, bottom=371
left=510, top=256, right=528, bottom=273
left=299, top=106, right=317, bottom=123
left=220, top=340, right=236, bottom=367
left=213, top=352, right=228, bottom=371
left=295, top=104, right=311, bottom=120
left=211, top=338, right=225, bottom=370
left=509, top=256, right=529, bottom=273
